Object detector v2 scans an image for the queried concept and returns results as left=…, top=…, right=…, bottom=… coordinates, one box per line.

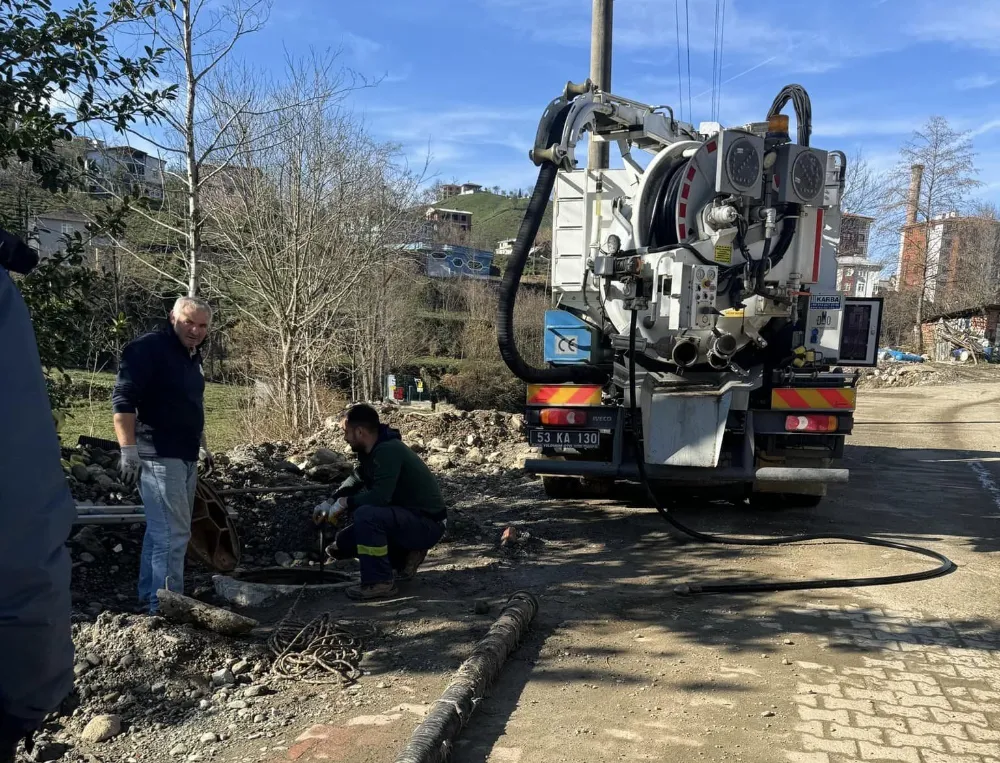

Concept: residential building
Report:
left=423, top=207, right=473, bottom=246
left=27, top=209, right=110, bottom=265
left=84, top=141, right=166, bottom=202
left=835, top=213, right=881, bottom=298
left=401, top=242, right=495, bottom=280
left=459, top=183, right=482, bottom=195
left=437, top=184, right=461, bottom=199
left=895, top=163, right=1000, bottom=303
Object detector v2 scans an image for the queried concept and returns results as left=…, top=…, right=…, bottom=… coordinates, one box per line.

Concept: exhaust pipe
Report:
left=707, top=351, right=729, bottom=370
left=671, top=338, right=699, bottom=368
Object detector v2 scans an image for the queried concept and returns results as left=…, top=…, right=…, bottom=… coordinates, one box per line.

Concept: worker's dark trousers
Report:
left=332, top=505, right=445, bottom=584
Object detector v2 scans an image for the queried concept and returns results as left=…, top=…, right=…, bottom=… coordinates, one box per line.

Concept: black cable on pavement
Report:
left=626, top=309, right=957, bottom=596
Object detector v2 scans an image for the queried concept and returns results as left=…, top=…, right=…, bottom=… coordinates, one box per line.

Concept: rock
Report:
left=274, top=552, right=293, bottom=567
left=466, top=434, right=482, bottom=447
left=309, top=448, right=340, bottom=465
left=227, top=699, right=248, bottom=710
left=305, top=464, right=343, bottom=483
left=231, top=659, right=250, bottom=675
left=474, top=599, right=491, bottom=615
left=74, top=661, right=92, bottom=678
left=31, top=742, right=68, bottom=762
left=198, top=700, right=211, bottom=710
left=447, top=444, right=463, bottom=454
left=169, top=744, right=188, bottom=757
left=292, top=552, right=307, bottom=561
left=426, top=454, right=453, bottom=470
left=199, top=732, right=219, bottom=745
left=79, top=552, right=96, bottom=564
left=465, top=447, right=485, bottom=466
left=243, top=686, right=271, bottom=698
left=84, top=653, right=101, bottom=666
left=156, top=590, right=258, bottom=636
left=782, top=658, right=792, bottom=665
left=783, top=639, right=795, bottom=645
left=277, top=460, right=303, bottom=475
left=486, top=451, right=503, bottom=464
left=211, top=669, right=236, bottom=687
left=72, top=464, right=91, bottom=482
left=118, top=654, right=135, bottom=668
left=428, top=438, right=446, bottom=451
left=761, top=710, right=776, bottom=718
left=72, top=526, right=106, bottom=557
left=81, top=714, right=122, bottom=742
left=112, top=544, right=123, bottom=554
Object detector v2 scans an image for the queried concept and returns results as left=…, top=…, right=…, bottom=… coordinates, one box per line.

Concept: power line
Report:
left=684, top=0, right=692, bottom=122
left=711, top=0, right=720, bottom=121
left=717, top=0, right=727, bottom=122
left=674, top=0, right=684, bottom=121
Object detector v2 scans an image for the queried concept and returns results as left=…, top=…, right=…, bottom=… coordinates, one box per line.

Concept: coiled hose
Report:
left=626, top=308, right=956, bottom=596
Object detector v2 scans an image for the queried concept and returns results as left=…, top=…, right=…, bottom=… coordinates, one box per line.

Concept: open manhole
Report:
left=213, top=566, right=357, bottom=608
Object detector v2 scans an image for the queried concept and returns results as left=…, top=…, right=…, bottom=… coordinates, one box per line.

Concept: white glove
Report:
left=198, top=447, right=214, bottom=475
left=119, top=445, right=140, bottom=486
left=312, top=498, right=347, bottom=525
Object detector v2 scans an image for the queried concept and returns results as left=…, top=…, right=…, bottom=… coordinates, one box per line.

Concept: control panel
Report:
left=664, top=262, right=718, bottom=330
left=804, top=293, right=844, bottom=362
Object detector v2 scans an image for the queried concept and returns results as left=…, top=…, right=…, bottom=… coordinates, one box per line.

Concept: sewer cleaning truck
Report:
left=496, top=82, right=883, bottom=506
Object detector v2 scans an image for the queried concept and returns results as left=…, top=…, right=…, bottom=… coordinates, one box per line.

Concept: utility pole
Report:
left=588, top=0, right=613, bottom=170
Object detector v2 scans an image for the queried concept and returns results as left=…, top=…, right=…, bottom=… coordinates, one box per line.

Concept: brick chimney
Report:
left=906, top=164, right=923, bottom=225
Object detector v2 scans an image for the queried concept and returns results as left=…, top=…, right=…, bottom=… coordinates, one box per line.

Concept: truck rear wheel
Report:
left=542, top=476, right=579, bottom=499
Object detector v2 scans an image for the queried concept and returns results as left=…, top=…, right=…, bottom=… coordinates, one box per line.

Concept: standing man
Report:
left=112, top=296, right=214, bottom=613
left=0, top=230, right=74, bottom=761
left=314, top=404, right=447, bottom=601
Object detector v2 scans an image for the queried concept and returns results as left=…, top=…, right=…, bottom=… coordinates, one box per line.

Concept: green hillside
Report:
left=431, top=191, right=553, bottom=253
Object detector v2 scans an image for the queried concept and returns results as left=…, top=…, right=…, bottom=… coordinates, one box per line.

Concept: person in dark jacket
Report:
left=112, top=296, right=214, bottom=613
left=0, top=230, right=74, bottom=761
left=314, top=404, right=447, bottom=600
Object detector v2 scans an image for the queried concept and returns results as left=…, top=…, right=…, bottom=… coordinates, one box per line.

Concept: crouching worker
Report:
left=313, top=404, right=446, bottom=601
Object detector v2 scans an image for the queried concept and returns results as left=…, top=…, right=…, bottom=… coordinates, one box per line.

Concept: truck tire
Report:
left=542, top=476, right=579, bottom=499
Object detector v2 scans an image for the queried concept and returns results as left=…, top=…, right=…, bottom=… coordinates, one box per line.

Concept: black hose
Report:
left=496, top=119, right=608, bottom=384
left=768, top=84, right=812, bottom=147
left=626, top=309, right=956, bottom=596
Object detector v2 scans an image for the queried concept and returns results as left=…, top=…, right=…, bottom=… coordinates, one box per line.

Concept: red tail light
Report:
left=540, top=408, right=588, bottom=426
left=785, top=415, right=838, bottom=432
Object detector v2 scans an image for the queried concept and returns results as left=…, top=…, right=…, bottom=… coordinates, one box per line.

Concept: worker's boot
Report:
left=395, top=550, right=427, bottom=583
left=345, top=581, right=398, bottom=601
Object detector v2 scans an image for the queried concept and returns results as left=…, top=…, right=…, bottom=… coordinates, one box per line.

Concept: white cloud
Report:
left=905, top=1, right=1000, bottom=51
left=342, top=32, right=382, bottom=61
left=956, top=74, right=999, bottom=91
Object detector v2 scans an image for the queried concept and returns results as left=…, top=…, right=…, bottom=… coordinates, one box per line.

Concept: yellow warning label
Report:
left=714, top=245, right=732, bottom=264
left=721, top=308, right=745, bottom=318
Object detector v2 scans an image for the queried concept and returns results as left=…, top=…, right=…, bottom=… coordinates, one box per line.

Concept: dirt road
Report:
left=85, top=383, right=1000, bottom=763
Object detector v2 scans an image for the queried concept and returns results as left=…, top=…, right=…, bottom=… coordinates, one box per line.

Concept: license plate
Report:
left=528, top=429, right=600, bottom=448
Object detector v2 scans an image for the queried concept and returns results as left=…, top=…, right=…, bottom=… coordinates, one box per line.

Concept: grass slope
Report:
left=430, top=192, right=552, bottom=252
left=60, top=371, right=247, bottom=452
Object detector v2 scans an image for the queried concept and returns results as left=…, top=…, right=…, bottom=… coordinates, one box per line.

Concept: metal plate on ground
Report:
left=528, top=428, right=600, bottom=448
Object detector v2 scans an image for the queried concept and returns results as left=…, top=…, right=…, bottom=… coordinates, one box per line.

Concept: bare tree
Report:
left=883, top=117, right=981, bottom=351
left=203, top=61, right=423, bottom=431
left=87, top=0, right=271, bottom=297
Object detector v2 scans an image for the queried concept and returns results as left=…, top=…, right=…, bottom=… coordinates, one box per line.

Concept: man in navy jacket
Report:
left=0, top=230, right=74, bottom=761
left=112, top=296, right=213, bottom=613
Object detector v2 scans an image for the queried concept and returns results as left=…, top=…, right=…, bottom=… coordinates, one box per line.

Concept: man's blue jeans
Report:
left=137, top=457, right=197, bottom=612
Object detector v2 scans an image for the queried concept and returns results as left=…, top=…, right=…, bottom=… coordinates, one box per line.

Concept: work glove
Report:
left=118, top=445, right=141, bottom=487
left=198, top=447, right=214, bottom=476
left=312, top=497, right=347, bottom=525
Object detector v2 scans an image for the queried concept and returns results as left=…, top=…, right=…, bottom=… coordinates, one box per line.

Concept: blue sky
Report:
left=236, top=0, right=1000, bottom=206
